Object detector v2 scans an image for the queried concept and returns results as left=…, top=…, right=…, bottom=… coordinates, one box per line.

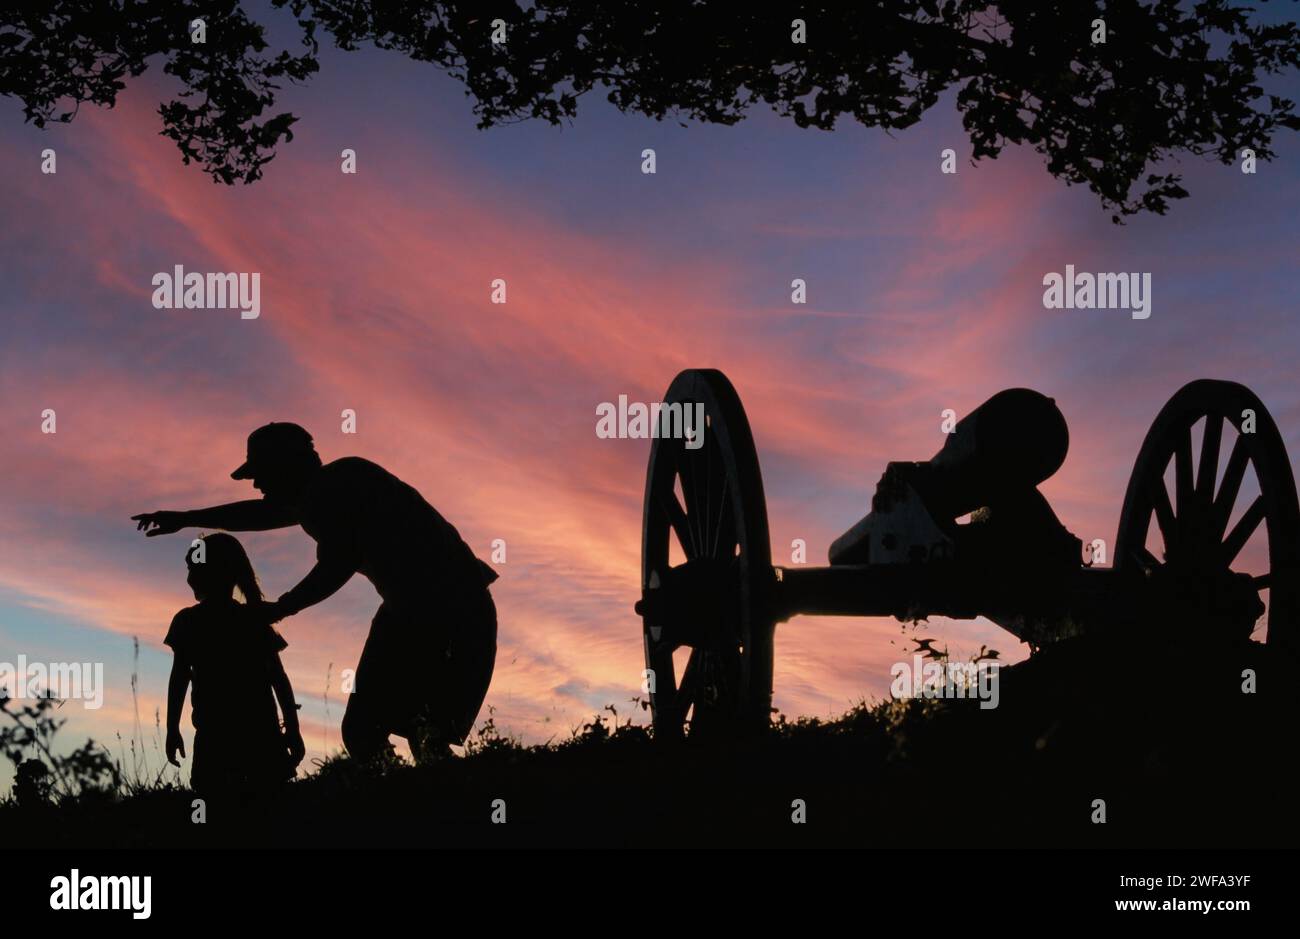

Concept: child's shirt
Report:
left=164, top=599, right=288, bottom=739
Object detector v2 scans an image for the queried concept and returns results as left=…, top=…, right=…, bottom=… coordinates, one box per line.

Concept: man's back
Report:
left=297, top=456, right=489, bottom=602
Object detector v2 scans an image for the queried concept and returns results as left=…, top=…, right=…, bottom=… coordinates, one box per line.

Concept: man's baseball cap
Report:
left=231, top=422, right=316, bottom=479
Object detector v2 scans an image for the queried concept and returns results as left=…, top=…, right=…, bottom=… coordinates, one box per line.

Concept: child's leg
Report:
left=190, top=732, right=239, bottom=802
left=189, top=730, right=210, bottom=795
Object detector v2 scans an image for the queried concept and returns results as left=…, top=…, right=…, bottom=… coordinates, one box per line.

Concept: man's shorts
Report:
left=347, top=588, right=497, bottom=747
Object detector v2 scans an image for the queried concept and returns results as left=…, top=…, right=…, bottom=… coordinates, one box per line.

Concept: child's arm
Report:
left=270, top=652, right=305, bottom=767
left=165, top=656, right=191, bottom=766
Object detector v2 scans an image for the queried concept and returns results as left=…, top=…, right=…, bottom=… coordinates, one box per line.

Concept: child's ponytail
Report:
left=232, top=549, right=265, bottom=604
left=191, top=532, right=264, bottom=604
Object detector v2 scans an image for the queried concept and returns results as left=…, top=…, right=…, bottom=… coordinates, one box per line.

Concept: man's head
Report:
left=232, top=422, right=322, bottom=504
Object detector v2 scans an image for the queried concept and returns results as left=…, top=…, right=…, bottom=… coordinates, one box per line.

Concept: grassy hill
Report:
left=3, top=628, right=1297, bottom=848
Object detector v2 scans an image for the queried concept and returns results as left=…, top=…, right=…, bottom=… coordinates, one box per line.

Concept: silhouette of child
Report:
left=164, top=533, right=305, bottom=796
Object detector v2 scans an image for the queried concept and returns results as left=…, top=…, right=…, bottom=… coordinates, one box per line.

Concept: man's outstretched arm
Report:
left=133, top=500, right=298, bottom=536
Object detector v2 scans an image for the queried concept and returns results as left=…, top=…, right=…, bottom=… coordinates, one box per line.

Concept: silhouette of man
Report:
left=133, top=423, right=499, bottom=763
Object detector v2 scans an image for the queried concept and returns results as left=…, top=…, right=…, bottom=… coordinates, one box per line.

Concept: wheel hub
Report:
left=637, top=558, right=743, bottom=652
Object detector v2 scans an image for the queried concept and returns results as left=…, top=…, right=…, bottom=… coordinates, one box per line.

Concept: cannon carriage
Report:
left=635, top=369, right=1300, bottom=740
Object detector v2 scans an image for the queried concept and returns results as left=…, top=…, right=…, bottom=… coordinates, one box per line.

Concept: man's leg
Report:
left=396, top=593, right=497, bottom=758
left=342, top=691, right=394, bottom=763
left=444, top=591, right=498, bottom=745
left=343, top=609, right=398, bottom=763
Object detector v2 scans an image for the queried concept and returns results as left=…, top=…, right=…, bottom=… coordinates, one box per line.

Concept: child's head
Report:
left=185, top=533, right=264, bottom=604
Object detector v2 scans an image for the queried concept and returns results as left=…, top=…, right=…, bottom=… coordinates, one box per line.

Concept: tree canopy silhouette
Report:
left=2, top=1, right=1297, bottom=219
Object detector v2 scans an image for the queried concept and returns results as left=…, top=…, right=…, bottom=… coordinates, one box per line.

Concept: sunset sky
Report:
left=1, top=16, right=1297, bottom=791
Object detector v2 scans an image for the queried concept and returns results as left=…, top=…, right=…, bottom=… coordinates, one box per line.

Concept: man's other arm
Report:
left=275, top=554, right=357, bottom=618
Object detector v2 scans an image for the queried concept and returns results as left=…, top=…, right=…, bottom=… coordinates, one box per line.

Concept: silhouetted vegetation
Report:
left=1, top=693, right=122, bottom=804
left=2, top=2, right=1297, bottom=217
left=4, top=622, right=1296, bottom=848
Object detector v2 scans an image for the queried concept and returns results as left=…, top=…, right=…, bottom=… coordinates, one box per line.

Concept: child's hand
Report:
left=166, top=727, right=187, bottom=766
left=285, top=727, right=306, bottom=767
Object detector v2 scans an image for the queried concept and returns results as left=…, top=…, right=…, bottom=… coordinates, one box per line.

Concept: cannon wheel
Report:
left=1116, top=379, right=1300, bottom=649
left=638, top=369, right=776, bottom=741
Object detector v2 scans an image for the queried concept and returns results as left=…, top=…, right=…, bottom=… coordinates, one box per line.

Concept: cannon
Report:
left=635, top=369, right=1300, bottom=740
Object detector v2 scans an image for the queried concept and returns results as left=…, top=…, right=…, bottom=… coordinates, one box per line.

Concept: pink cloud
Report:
left=1, top=76, right=1286, bottom=776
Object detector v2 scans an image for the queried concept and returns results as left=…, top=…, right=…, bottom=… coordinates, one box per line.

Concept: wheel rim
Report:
left=639, top=369, right=775, bottom=740
left=1116, top=380, right=1300, bottom=649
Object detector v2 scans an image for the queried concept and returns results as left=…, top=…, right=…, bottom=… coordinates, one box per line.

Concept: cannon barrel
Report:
left=829, top=388, right=1069, bottom=565
left=926, top=388, right=1069, bottom=518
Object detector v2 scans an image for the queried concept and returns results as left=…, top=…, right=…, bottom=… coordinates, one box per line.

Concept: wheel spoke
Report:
left=1213, top=434, right=1251, bottom=540
left=1175, top=427, right=1194, bottom=519
left=1132, top=545, right=1161, bottom=570
left=692, top=443, right=709, bottom=555
left=704, top=431, right=719, bottom=558
left=1222, top=496, right=1266, bottom=566
left=644, top=628, right=677, bottom=710
left=1197, top=415, right=1222, bottom=503
left=710, top=474, right=731, bottom=558
left=660, top=490, right=696, bottom=559
left=1147, top=478, right=1177, bottom=551
left=681, top=449, right=706, bottom=558
left=678, top=649, right=703, bottom=721
left=707, top=423, right=717, bottom=556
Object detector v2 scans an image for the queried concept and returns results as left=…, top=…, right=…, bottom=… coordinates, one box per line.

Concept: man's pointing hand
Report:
left=131, top=511, right=186, bottom=536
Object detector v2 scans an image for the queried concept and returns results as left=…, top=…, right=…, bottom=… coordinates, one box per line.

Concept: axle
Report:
left=773, top=563, right=1131, bottom=645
